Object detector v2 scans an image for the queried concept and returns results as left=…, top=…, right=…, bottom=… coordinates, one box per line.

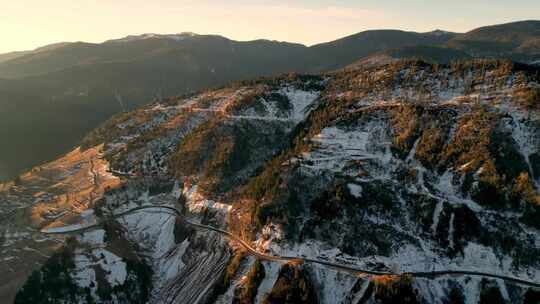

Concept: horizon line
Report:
left=3, top=19, right=539, bottom=55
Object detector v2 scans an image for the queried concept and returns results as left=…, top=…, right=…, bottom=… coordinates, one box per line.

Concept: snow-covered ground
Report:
left=7, top=63, right=539, bottom=303
left=281, top=86, right=320, bottom=121
left=251, top=79, right=540, bottom=302
left=183, top=185, right=232, bottom=214
left=99, top=186, right=231, bottom=304
left=302, top=123, right=392, bottom=175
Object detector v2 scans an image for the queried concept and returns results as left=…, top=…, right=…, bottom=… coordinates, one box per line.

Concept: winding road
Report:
left=42, top=205, right=540, bottom=288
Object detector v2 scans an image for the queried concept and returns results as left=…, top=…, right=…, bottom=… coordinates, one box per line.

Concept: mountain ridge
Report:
left=2, top=20, right=539, bottom=79
left=2, top=58, right=539, bottom=303
left=0, top=20, right=539, bottom=183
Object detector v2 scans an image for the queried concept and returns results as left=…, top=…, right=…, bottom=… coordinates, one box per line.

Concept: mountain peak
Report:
left=105, top=32, right=199, bottom=43
left=425, top=29, right=455, bottom=36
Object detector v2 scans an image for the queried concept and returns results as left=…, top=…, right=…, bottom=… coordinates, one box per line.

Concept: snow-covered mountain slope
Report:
left=4, top=60, right=540, bottom=304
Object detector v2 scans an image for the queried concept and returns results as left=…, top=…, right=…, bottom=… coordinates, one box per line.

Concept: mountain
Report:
left=0, top=34, right=309, bottom=181
left=0, top=52, right=27, bottom=64
left=0, top=30, right=457, bottom=79
left=2, top=59, right=539, bottom=303
left=382, top=45, right=471, bottom=63
left=0, top=42, right=73, bottom=64
left=306, top=29, right=457, bottom=71
left=346, top=45, right=472, bottom=69
left=0, top=34, right=308, bottom=79
left=447, top=20, right=540, bottom=62
left=1, top=20, right=540, bottom=183
left=346, top=21, right=540, bottom=68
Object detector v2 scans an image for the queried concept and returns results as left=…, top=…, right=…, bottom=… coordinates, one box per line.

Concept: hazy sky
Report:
left=1, top=0, right=539, bottom=53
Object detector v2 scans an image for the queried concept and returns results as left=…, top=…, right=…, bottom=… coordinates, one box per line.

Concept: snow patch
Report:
left=42, top=223, right=85, bottom=234
left=406, top=137, right=421, bottom=162
left=255, top=261, right=280, bottom=304
left=79, top=229, right=105, bottom=245
left=280, top=87, right=319, bottom=121
left=73, top=254, right=97, bottom=291
left=347, top=183, right=363, bottom=198
left=431, top=200, right=444, bottom=235
left=506, top=110, right=540, bottom=187
left=73, top=248, right=127, bottom=289
left=303, top=122, right=393, bottom=176
left=183, top=184, right=232, bottom=214
left=309, top=265, right=358, bottom=304
left=120, top=208, right=176, bottom=257
left=159, top=240, right=190, bottom=280
left=95, top=249, right=128, bottom=286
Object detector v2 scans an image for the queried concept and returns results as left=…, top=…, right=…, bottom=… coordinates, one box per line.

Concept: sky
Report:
left=1, top=0, right=539, bottom=53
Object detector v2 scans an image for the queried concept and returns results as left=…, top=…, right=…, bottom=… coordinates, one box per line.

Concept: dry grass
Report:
left=1, top=145, right=121, bottom=229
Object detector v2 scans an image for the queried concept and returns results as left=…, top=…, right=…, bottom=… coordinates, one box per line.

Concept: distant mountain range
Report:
left=448, top=20, right=540, bottom=60
left=1, top=20, right=539, bottom=181
left=0, top=42, right=72, bottom=64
